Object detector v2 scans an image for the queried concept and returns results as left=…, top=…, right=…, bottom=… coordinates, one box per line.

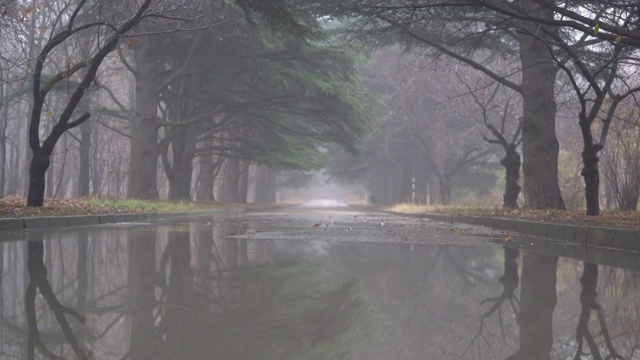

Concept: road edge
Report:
left=390, top=212, right=639, bottom=252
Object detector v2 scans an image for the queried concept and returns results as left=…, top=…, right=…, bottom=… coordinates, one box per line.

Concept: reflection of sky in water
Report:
left=298, top=198, right=349, bottom=207
left=0, top=213, right=638, bottom=360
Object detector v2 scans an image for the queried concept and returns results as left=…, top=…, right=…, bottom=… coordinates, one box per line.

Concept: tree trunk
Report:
left=0, top=74, right=6, bottom=198
left=579, top=113, right=602, bottom=216
left=22, top=7, right=38, bottom=198
left=517, top=5, right=565, bottom=210
left=90, top=131, right=102, bottom=196
left=438, top=177, right=452, bottom=205
left=196, top=135, right=215, bottom=201
left=581, top=146, right=601, bottom=216
left=168, top=161, right=194, bottom=200
left=222, top=157, right=240, bottom=203
left=23, top=112, right=32, bottom=197
left=78, top=121, right=91, bottom=197
left=501, top=146, right=521, bottom=208
left=238, top=160, right=249, bottom=204
left=26, top=150, right=51, bottom=207
left=167, top=127, right=197, bottom=201
left=129, top=33, right=160, bottom=200
left=46, top=146, right=55, bottom=198
left=254, top=165, right=277, bottom=203
left=400, top=159, right=413, bottom=203
left=0, top=117, right=5, bottom=199
left=196, top=152, right=215, bottom=201
left=6, top=143, right=17, bottom=195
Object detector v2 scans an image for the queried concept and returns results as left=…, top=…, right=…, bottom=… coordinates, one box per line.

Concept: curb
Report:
left=421, top=213, right=639, bottom=252
left=0, top=209, right=226, bottom=233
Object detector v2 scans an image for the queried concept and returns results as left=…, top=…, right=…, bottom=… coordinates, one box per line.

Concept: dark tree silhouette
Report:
left=574, top=262, right=625, bottom=360
left=25, top=239, right=87, bottom=360
left=27, top=0, right=152, bottom=206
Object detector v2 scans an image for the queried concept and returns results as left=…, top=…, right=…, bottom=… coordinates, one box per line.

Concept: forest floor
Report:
left=385, top=203, right=640, bottom=231
left=3, top=197, right=640, bottom=231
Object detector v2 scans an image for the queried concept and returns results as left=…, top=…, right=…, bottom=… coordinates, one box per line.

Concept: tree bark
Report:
left=0, top=116, right=5, bottom=199
left=129, top=33, right=160, bottom=200
left=238, top=160, right=249, bottom=204
left=579, top=113, right=602, bottom=216
left=6, top=143, right=17, bottom=195
left=46, top=146, right=55, bottom=198
left=517, top=5, right=565, bottom=210
left=0, top=72, right=6, bottom=198
left=222, top=157, right=240, bottom=202
left=166, top=126, right=197, bottom=201
left=78, top=121, right=91, bottom=197
left=196, top=151, right=215, bottom=201
left=502, top=145, right=521, bottom=208
left=26, top=150, right=50, bottom=207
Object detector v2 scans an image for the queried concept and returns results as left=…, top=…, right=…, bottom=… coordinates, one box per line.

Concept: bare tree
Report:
left=455, top=68, right=523, bottom=208
left=333, top=0, right=566, bottom=209
left=26, top=0, right=153, bottom=206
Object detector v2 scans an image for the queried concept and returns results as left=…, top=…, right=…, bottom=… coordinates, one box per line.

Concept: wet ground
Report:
left=1, top=203, right=639, bottom=359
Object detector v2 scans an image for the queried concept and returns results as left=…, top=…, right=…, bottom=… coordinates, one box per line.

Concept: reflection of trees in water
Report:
left=595, top=266, right=640, bottom=358
left=461, top=247, right=520, bottom=359
left=3, top=220, right=369, bottom=359
left=322, top=242, right=507, bottom=360
left=574, top=263, right=625, bottom=360
left=128, top=223, right=373, bottom=360
left=507, top=251, right=557, bottom=360
left=482, top=248, right=520, bottom=323
left=3, top=220, right=640, bottom=360
left=25, top=238, right=88, bottom=359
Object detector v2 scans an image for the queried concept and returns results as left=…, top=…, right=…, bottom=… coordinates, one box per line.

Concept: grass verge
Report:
left=0, top=197, right=235, bottom=218
left=385, top=202, right=640, bottom=230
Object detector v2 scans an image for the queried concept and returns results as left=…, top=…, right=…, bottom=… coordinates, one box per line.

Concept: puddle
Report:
left=0, top=212, right=638, bottom=359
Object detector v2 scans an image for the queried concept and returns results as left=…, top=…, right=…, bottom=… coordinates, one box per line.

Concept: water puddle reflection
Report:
left=0, top=217, right=639, bottom=359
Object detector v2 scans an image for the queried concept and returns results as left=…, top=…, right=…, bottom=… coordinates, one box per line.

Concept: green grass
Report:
left=83, top=198, right=205, bottom=213
left=0, top=197, right=232, bottom=218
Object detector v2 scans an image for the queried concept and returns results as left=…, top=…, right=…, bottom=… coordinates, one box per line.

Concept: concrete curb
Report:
left=421, top=213, right=639, bottom=252
left=0, top=209, right=222, bottom=233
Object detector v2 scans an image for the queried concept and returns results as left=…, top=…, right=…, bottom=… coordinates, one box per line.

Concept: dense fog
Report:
left=1, top=1, right=640, bottom=214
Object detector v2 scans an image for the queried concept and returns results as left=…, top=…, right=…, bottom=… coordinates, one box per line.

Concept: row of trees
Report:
left=0, top=0, right=372, bottom=207
left=4, top=1, right=640, bottom=215
left=327, top=1, right=640, bottom=215
left=1, top=221, right=372, bottom=359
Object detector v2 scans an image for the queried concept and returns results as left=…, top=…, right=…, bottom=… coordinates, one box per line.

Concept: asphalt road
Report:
left=229, top=201, right=511, bottom=246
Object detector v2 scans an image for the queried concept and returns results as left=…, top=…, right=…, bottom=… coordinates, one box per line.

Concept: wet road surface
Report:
left=1, top=203, right=639, bottom=359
